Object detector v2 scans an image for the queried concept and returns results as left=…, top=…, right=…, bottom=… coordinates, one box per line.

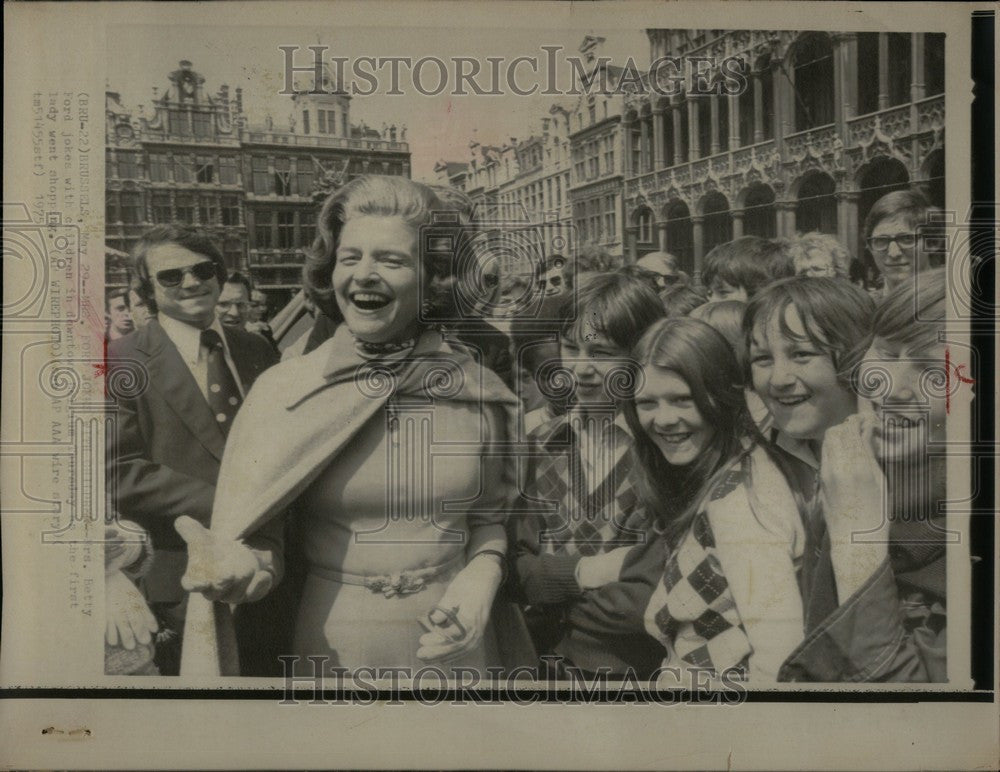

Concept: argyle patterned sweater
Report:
left=512, top=411, right=665, bottom=676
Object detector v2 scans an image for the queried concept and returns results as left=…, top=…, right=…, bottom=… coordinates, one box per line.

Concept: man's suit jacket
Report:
left=106, top=320, right=279, bottom=603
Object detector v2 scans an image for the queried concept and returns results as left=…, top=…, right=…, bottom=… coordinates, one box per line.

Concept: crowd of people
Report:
left=105, top=176, right=949, bottom=684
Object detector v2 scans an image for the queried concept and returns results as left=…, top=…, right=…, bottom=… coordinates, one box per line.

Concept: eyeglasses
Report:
left=867, top=234, right=917, bottom=253
left=154, top=260, right=218, bottom=287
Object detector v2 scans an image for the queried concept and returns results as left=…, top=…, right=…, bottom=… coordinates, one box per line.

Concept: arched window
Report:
left=677, top=97, right=689, bottom=162
left=697, top=97, right=711, bottom=158
left=857, top=33, right=880, bottom=115
left=665, top=201, right=694, bottom=272
left=716, top=91, right=729, bottom=152
left=702, top=192, right=733, bottom=254
left=662, top=107, right=675, bottom=167
left=757, top=55, right=775, bottom=141
left=857, top=158, right=910, bottom=234
left=630, top=122, right=642, bottom=174
left=793, top=33, right=835, bottom=131
left=796, top=172, right=837, bottom=235
left=887, top=33, right=912, bottom=107
left=643, top=112, right=655, bottom=172
left=742, top=184, right=777, bottom=238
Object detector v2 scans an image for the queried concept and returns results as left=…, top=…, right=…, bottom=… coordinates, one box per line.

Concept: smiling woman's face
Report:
left=332, top=215, right=423, bottom=343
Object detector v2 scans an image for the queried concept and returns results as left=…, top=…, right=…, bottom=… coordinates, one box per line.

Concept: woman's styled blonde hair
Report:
left=302, top=175, right=466, bottom=321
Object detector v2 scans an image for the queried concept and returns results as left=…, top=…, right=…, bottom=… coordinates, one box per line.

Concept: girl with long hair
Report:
left=625, top=318, right=806, bottom=682
left=635, top=278, right=877, bottom=683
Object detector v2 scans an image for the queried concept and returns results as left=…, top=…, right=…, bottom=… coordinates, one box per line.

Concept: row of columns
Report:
left=624, top=195, right=860, bottom=283
left=626, top=32, right=936, bottom=178
left=625, top=67, right=776, bottom=175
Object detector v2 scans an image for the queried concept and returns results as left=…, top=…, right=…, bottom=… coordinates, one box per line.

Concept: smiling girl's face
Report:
left=634, top=367, right=713, bottom=466
left=749, top=304, right=856, bottom=441
left=859, top=336, right=948, bottom=464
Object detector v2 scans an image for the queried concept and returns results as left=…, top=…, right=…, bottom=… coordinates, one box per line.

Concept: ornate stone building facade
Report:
left=436, top=34, right=626, bottom=280
left=105, top=60, right=410, bottom=306
left=566, top=35, right=631, bottom=261
left=438, top=105, right=574, bottom=282
left=622, top=29, right=945, bottom=280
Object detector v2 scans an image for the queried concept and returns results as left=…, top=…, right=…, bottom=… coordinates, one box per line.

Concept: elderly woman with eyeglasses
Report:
left=864, top=189, right=942, bottom=292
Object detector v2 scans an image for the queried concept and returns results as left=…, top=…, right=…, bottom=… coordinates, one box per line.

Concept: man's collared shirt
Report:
left=158, top=314, right=246, bottom=401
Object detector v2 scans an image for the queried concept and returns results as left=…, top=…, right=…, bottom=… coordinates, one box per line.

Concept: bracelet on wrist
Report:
left=469, top=548, right=508, bottom=585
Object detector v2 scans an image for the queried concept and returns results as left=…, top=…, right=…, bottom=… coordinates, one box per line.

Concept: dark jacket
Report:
left=779, top=515, right=947, bottom=682
left=106, top=319, right=279, bottom=602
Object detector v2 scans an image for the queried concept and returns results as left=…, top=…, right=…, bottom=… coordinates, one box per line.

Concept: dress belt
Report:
left=308, top=552, right=465, bottom=598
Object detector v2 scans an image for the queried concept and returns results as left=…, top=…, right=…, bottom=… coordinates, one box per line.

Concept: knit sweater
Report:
left=512, top=411, right=665, bottom=676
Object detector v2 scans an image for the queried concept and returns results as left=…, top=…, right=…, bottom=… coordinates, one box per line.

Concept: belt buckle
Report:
left=365, top=572, right=426, bottom=599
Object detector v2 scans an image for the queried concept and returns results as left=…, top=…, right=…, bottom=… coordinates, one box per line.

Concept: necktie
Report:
left=200, top=328, right=241, bottom=436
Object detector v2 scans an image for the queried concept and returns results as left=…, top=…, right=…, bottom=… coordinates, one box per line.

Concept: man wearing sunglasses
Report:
left=540, top=254, right=571, bottom=299
left=636, top=250, right=682, bottom=291
left=105, top=225, right=279, bottom=675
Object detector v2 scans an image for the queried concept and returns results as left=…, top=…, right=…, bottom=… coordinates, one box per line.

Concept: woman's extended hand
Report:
left=105, top=570, right=158, bottom=650
left=175, top=516, right=274, bottom=604
left=416, top=554, right=503, bottom=664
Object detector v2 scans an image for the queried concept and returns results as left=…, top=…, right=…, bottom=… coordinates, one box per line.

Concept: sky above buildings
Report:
left=108, top=24, right=649, bottom=181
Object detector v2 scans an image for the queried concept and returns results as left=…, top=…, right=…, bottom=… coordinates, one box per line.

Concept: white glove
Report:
left=175, top=516, right=274, bottom=604
left=820, top=414, right=891, bottom=600
left=416, top=554, right=502, bottom=663
left=105, top=570, right=158, bottom=650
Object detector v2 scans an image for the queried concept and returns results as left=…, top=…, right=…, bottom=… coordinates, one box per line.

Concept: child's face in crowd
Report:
left=794, top=250, right=837, bottom=278
left=858, top=336, right=948, bottom=464
left=560, top=327, right=630, bottom=406
left=750, top=305, right=856, bottom=441
left=634, top=368, right=714, bottom=467
left=707, top=278, right=748, bottom=303
left=516, top=341, right=559, bottom=414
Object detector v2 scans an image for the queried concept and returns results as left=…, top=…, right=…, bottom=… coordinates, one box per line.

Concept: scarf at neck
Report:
left=353, top=335, right=419, bottom=362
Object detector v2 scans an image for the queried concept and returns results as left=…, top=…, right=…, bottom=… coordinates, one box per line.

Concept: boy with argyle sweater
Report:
left=511, top=272, right=667, bottom=679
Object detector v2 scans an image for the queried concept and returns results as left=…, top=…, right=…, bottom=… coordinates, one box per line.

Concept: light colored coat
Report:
left=180, top=326, right=520, bottom=676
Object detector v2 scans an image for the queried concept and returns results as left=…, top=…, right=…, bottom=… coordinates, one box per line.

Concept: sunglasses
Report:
left=867, top=234, right=917, bottom=253
left=155, top=260, right=218, bottom=287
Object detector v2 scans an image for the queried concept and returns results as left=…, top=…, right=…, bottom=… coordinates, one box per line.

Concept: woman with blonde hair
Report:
left=178, top=176, right=525, bottom=676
